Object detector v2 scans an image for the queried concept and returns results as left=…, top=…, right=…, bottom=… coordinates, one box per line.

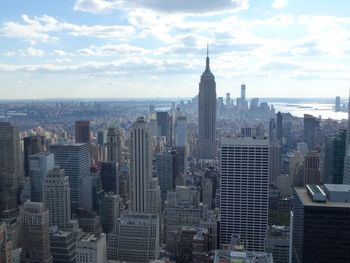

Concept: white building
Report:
left=107, top=214, right=160, bottom=262
left=76, top=233, right=107, bottom=263
left=220, top=136, right=269, bottom=252
left=43, top=167, right=71, bottom=227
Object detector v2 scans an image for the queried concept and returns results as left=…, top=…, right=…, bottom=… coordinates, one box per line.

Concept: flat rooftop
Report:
left=295, top=188, right=350, bottom=208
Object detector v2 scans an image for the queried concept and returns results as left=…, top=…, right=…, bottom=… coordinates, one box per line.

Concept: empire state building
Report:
left=198, top=47, right=217, bottom=159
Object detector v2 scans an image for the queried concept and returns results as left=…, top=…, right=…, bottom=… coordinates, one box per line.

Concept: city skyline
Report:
left=1, top=0, right=350, bottom=99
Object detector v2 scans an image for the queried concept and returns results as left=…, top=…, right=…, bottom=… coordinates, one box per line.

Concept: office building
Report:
left=77, top=209, right=101, bottom=235
left=75, top=120, right=91, bottom=144
left=304, top=151, right=321, bottom=185
left=76, top=233, right=107, bottom=263
left=107, top=214, right=160, bottom=262
left=20, top=201, right=52, bottom=263
left=335, top=96, right=341, bottom=112
left=0, top=223, right=13, bottom=263
left=220, top=137, right=269, bottom=251
left=198, top=48, right=217, bottom=159
left=269, top=141, right=281, bottom=186
left=100, top=193, right=120, bottom=234
left=277, top=112, right=283, bottom=144
left=0, top=122, right=23, bottom=215
left=23, top=135, right=45, bottom=177
left=97, top=129, right=107, bottom=146
left=78, top=173, right=104, bottom=212
left=292, top=184, right=350, bottom=263
left=175, top=115, right=187, bottom=147
left=129, top=117, right=152, bottom=213
left=303, top=114, right=320, bottom=150
left=324, top=130, right=346, bottom=184
left=49, top=227, right=76, bottom=263
left=106, top=127, right=122, bottom=165
left=43, top=167, right=71, bottom=228
left=49, top=143, right=89, bottom=212
left=100, top=161, right=119, bottom=194
left=29, top=152, right=55, bottom=202
left=156, top=152, right=174, bottom=200
left=156, top=111, right=172, bottom=146
left=265, top=225, right=289, bottom=263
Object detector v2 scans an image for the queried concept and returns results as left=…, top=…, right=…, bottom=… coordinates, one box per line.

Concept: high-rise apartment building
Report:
left=49, top=143, right=90, bottom=212
left=43, top=167, right=71, bottom=227
left=0, top=122, right=23, bottom=215
left=198, top=48, right=217, bottom=159
left=29, top=152, right=55, bottom=202
left=75, top=120, right=90, bottom=144
left=20, top=201, right=52, bottom=263
left=220, top=137, right=269, bottom=252
left=129, top=117, right=152, bottom=213
left=23, top=135, right=45, bottom=177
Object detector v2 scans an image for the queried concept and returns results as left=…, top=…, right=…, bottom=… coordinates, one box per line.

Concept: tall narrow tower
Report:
left=198, top=46, right=217, bottom=159
left=0, top=122, right=23, bottom=216
left=129, top=117, right=152, bottom=213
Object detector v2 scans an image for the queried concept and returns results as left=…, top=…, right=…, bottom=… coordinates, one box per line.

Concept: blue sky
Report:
left=1, top=0, right=350, bottom=99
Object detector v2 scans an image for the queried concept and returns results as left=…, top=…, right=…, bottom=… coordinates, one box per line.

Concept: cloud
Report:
left=261, top=62, right=300, bottom=71
left=0, top=15, right=134, bottom=43
left=74, top=0, right=249, bottom=14
left=77, top=44, right=149, bottom=56
left=271, top=0, right=288, bottom=9
left=4, top=47, right=45, bottom=57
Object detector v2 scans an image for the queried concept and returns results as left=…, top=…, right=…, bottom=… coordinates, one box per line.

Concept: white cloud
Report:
left=271, top=0, right=288, bottom=9
left=0, top=15, right=135, bottom=43
left=77, top=44, right=149, bottom=56
left=74, top=0, right=249, bottom=14
left=4, top=47, right=45, bottom=57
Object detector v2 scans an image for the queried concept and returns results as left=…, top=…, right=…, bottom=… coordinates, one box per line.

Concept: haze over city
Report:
left=1, top=0, right=350, bottom=99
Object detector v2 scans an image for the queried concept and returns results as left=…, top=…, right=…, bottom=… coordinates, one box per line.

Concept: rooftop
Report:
left=295, top=187, right=350, bottom=208
left=214, top=250, right=273, bottom=263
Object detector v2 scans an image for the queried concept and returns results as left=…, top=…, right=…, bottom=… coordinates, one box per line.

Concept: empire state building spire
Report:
left=205, top=44, right=211, bottom=73
left=198, top=46, right=217, bottom=159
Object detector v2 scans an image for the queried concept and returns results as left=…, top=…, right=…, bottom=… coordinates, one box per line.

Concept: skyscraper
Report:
left=304, top=151, right=321, bottom=185
left=198, top=47, right=217, bottom=159
left=29, top=152, right=55, bottom=202
left=20, top=201, right=52, bottom=263
left=97, top=129, right=107, bottom=146
left=49, top=143, right=90, bottom=212
left=303, top=114, right=320, bottom=150
left=335, top=96, right=341, bottom=112
left=23, top=135, right=45, bottom=177
left=156, top=111, right=173, bottom=146
left=324, top=130, right=346, bottom=184
left=175, top=115, right=187, bottom=147
left=106, top=127, right=122, bottom=165
left=292, top=184, right=350, bottom=263
left=43, top=167, right=71, bottom=227
left=220, top=137, right=269, bottom=252
left=0, top=122, right=23, bottom=215
left=156, top=152, right=174, bottom=200
left=276, top=111, right=283, bottom=144
left=75, top=120, right=91, bottom=144
left=129, top=117, right=152, bottom=213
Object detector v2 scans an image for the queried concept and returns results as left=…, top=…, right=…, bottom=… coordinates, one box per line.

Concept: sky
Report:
left=1, top=0, right=350, bottom=99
